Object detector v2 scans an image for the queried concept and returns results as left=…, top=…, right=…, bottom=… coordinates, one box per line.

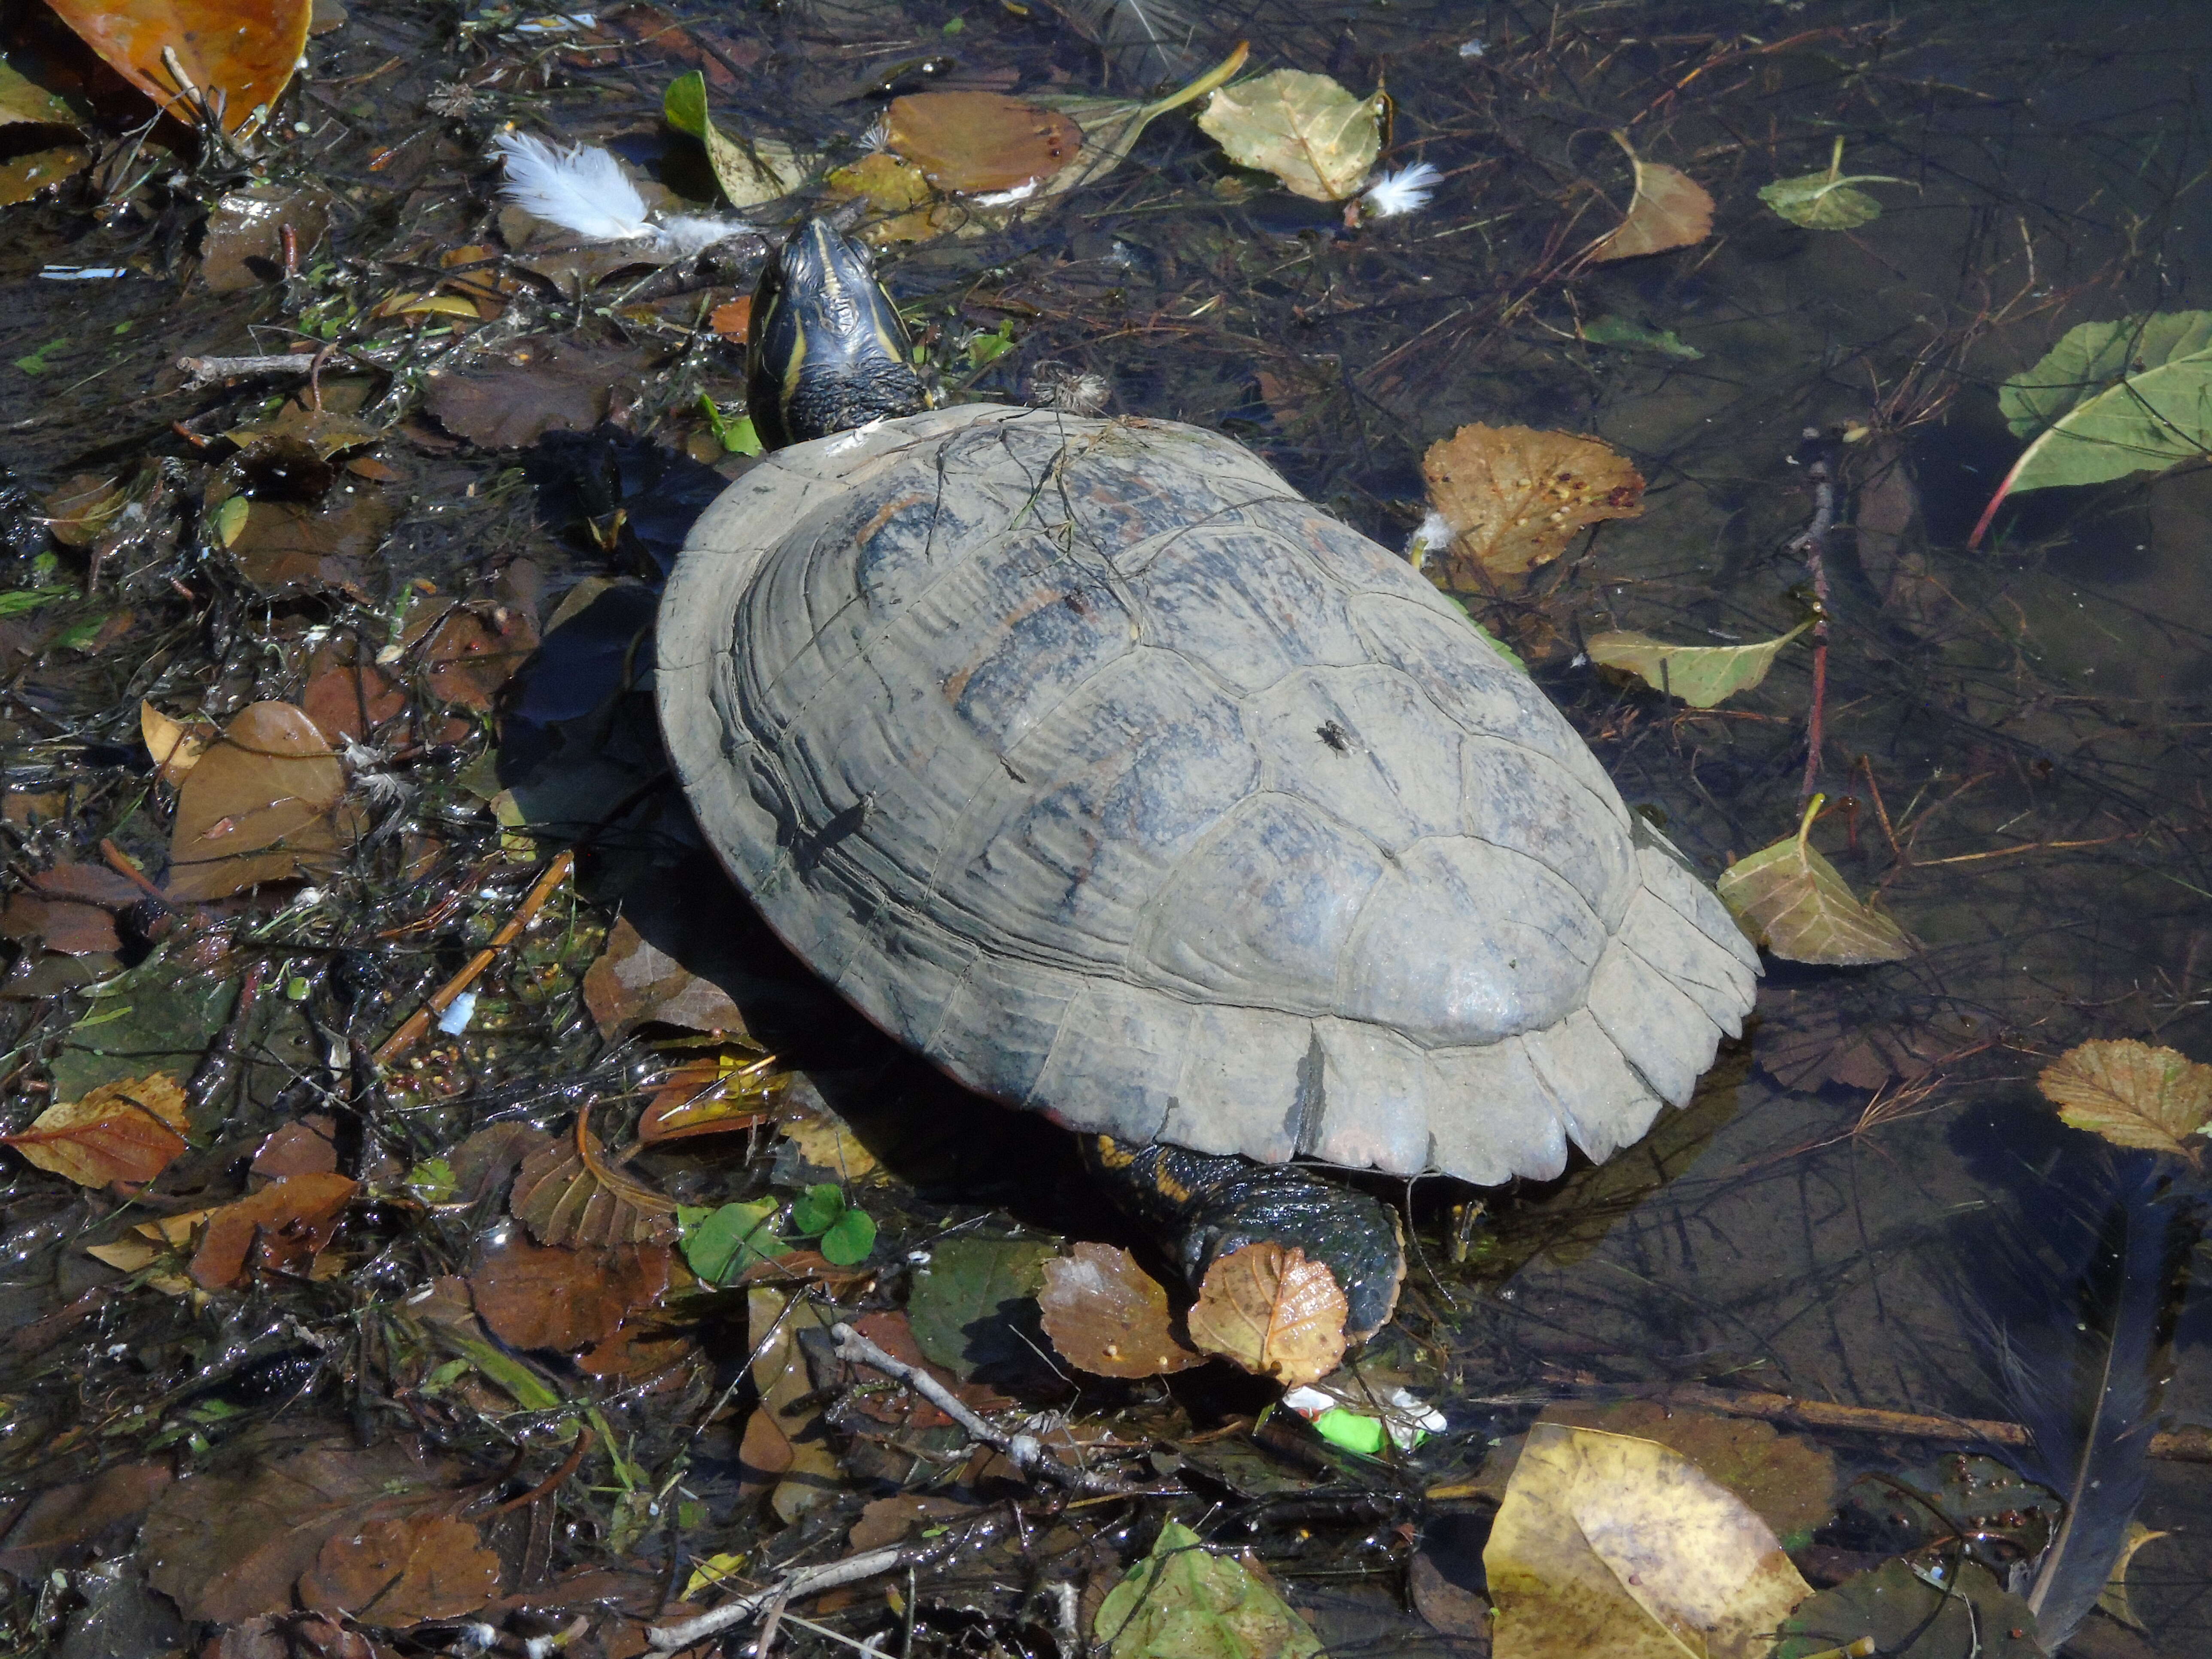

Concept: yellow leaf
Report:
left=2098, top=1521, right=2170, bottom=1630
left=140, top=700, right=214, bottom=785
left=1716, top=795, right=1912, bottom=966
left=1587, top=622, right=1811, bottom=708
left=1198, top=68, right=1383, bottom=202
left=1421, top=423, right=1645, bottom=581
left=1186, top=1241, right=1346, bottom=1387
left=1485, top=1423, right=1813, bottom=1659
left=2038, top=1039, right=2212, bottom=1165
left=1589, top=135, right=1714, bottom=263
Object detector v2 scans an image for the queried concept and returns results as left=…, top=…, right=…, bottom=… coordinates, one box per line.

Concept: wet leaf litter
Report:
left=0, top=3, right=2208, bottom=1659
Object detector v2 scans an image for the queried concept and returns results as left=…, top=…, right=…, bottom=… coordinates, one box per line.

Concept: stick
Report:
left=174, top=348, right=398, bottom=387
left=372, top=850, right=573, bottom=1067
left=830, top=1323, right=1153, bottom=1498
left=1792, top=428, right=1838, bottom=802
left=645, top=1544, right=916, bottom=1650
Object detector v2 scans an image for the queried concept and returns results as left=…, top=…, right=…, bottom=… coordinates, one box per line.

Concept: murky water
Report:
left=2, top=1, right=2209, bottom=1653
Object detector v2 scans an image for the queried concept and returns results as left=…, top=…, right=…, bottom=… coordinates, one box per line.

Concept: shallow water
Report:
left=2, top=1, right=2209, bottom=1654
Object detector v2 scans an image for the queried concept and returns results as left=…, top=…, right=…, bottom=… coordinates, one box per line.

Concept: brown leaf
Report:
left=638, top=1051, right=782, bottom=1144
left=1186, top=1241, right=1348, bottom=1387
left=469, top=1235, right=669, bottom=1352
left=43, top=0, right=312, bottom=135
left=848, top=1494, right=980, bottom=1553
left=510, top=1117, right=679, bottom=1248
left=1715, top=797, right=1912, bottom=966
left=582, top=914, right=752, bottom=1038
left=201, top=184, right=332, bottom=292
left=165, top=701, right=357, bottom=902
left=1589, top=142, right=1714, bottom=263
left=1421, top=423, right=1644, bottom=581
left=3, top=1072, right=188, bottom=1188
left=213, top=1612, right=374, bottom=1659
left=835, top=1310, right=1012, bottom=1431
left=0, top=861, right=143, bottom=956
left=142, top=1438, right=472, bottom=1624
left=447, top=1121, right=553, bottom=1205
left=297, top=1513, right=501, bottom=1622
left=300, top=651, right=407, bottom=745
left=251, top=1115, right=340, bottom=1181
left=1038, top=1242, right=1204, bottom=1378
left=1410, top=1545, right=1491, bottom=1640
left=410, top=601, right=538, bottom=712
left=0, top=1460, right=171, bottom=1573
left=142, top=700, right=216, bottom=784
left=225, top=488, right=396, bottom=596
left=1536, top=1400, right=1837, bottom=1544
left=424, top=341, right=650, bottom=449
left=2039, top=1039, right=2212, bottom=1165
left=743, top=1288, right=843, bottom=1522
left=188, top=1170, right=357, bottom=1289
left=41, top=473, right=131, bottom=547
left=0, top=146, right=91, bottom=207
left=709, top=297, right=751, bottom=343
left=884, top=91, right=1081, bottom=193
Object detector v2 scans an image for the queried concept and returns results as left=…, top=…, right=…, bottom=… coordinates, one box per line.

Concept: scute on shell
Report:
left=659, top=406, right=1758, bottom=1184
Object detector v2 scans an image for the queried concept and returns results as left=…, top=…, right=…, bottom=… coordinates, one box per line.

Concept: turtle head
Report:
left=747, top=219, right=926, bottom=448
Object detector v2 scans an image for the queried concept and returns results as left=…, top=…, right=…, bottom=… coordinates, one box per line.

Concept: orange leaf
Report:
left=43, top=0, right=313, bottom=136
left=638, top=1053, right=782, bottom=1144
left=188, top=1170, right=357, bottom=1289
left=1421, top=422, right=1644, bottom=581
left=709, top=297, right=752, bottom=343
left=1588, top=140, right=1713, bottom=263
left=1038, top=1242, right=1204, bottom=1379
left=3, top=1073, right=188, bottom=1188
left=165, top=701, right=356, bottom=902
left=297, top=1513, right=501, bottom=1623
left=1186, top=1241, right=1347, bottom=1387
left=883, top=91, right=1081, bottom=193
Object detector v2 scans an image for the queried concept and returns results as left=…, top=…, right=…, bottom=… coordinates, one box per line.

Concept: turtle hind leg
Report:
left=1079, top=1136, right=1405, bottom=1342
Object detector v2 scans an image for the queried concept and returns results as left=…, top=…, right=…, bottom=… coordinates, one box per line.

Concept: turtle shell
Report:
left=658, top=405, right=1758, bottom=1184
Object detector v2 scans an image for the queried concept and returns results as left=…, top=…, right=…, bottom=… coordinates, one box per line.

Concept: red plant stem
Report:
left=1967, top=447, right=2030, bottom=549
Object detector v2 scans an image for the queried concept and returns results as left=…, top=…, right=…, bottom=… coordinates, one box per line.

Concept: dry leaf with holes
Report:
left=165, top=701, right=359, bottom=902
left=1186, top=1241, right=1347, bottom=1387
left=1421, top=423, right=1645, bottom=582
left=140, top=701, right=214, bottom=786
left=1038, top=1242, right=1204, bottom=1379
left=2038, top=1039, right=2212, bottom=1166
left=1588, top=135, right=1714, bottom=263
left=510, top=1117, right=680, bottom=1248
left=3, top=1072, right=188, bottom=1188
left=1716, top=796, right=1911, bottom=966
left=884, top=91, right=1081, bottom=193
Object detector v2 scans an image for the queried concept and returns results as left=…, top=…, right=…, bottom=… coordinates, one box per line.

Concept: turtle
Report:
left=656, top=222, right=1761, bottom=1342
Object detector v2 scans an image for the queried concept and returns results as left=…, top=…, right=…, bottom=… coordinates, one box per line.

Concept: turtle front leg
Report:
left=1079, top=1136, right=1405, bottom=1342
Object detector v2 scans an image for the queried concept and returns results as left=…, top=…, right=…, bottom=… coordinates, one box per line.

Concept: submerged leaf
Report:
left=1716, top=795, right=1912, bottom=965
left=1587, top=621, right=1810, bottom=708
left=1776, top=1559, right=2043, bottom=1659
left=907, top=1237, right=1060, bottom=1382
left=44, top=0, right=312, bottom=135
left=1588, top=136, right=1713, bottom=262
left=296, top=1513, right=501, bottom=1623
left=1186, top=1241, right=1347, bottom=1387
left=2039, top=1039, right=2212, bottom=1162
left=1095, top=1518, right=1325, bottom=1659
left=2097, top=1522, right=2169, bottom=1630
left=1759, top=138, right=1904, bottom=230
left=188, top=1171, right=357, bottom=1288
left=164, top=701, right=356, bottom=902
left=1534, top=1400, right=1837, bottom=1547
left=664, top=71, right=810, bottom=208
left=510, top=1118, right=680, bottom=1249
left=1972, top=310, right=2212, bottom=544
left=1198, top=67, right=1382, bottom=201
left=884, top=91, right=1082, bottom=194
left=1581, top=314, right=1703, bottom=359
left=1039, top=1242, right=1204, bottom=1378
left=1421, top=423, right=1645, bottom=581
left=1486, top=1423, right=1813, bottom=1659
left=3, top=1072, right=188, bottom=1188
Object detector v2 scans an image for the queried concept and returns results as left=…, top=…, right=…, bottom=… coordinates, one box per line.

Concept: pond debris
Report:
left=492, top=131, right=751, bottom=255
left=1361, top=158, right=1443, bottom=219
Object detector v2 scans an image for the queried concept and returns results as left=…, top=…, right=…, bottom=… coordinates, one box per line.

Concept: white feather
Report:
left=1364, top=160, right=1443, bottom=219
left=650, top=213, right=751, bottom=254
left=494, top=131, right=651, bottom=240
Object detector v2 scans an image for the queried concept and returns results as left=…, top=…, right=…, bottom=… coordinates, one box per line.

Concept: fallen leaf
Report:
left=708, top=296, right=751, bottom=342
left=742, top=1287, right=842, bottom=1522
left=142, top=700, right=215, bottom=784
left=1775, top=1558, right=2042, bottom=1659
left=201, top=184, right=331, bottom=292
left=41, top=472, right=131, bottom=547
left=1972, top=310, right=2212, bottom=546
left=1535, top=1401, right=1837, bottom=1546
left=582, top=914, right=752, bottom=1038
left=907, top=1236, right=1060, bottom=1383
left=0, top=144, right=92, bottom=205
left=1197, top=67, right=1382, bottom=202
left=778, top=1100, right=881, bottom=1181
left=212, top=1613, right=372, bottom=1659
left=165, top=700, right=357, bottom=902
left=408, top=600, right=539, bottom=712
left=510, top=1117, right=680, bottom=1248
left=1759, top=140, right=1904, bottom=231
left=663, top=71, right=810, bottom=207
left=1485, top=1423, right=1813, bottom=1659
left=1716, top=796, right=1912, bottom=966
left=1587, top=622, right=1810, bottom=708
left=3, top=1071, right=188, bottom=1188
left=0, top=860, right=143, bottom=956
left=884, top=90, right=1082, bottom=193
left=1588, top=136, right=1713, bottom=262
left=469, top=1234, right=669, bottom=1352
left=189, top=1170, right=357, bottom=1288
left=251, top=1115, right=339, bottom=1181
left=1580, top=314, right=1704, bottom=359
left=1421, top=422, right=1644, bottom=581
left=44, top=0, right=313, bottom=135
left=1186, top=1241, right=1347, bottom=1388
left=299, top=646, right=407, bottom=745
left=297, top=1513, right=501, bottom=1623
left=2098, top=1520, right=2169, bottom=1630
left=2037, top=1038, right=2212, bottom=1164
left=0, top=1461, right=171, bottom=1573
left=0, top=58, right=78, bottom=129
left=1039, top=1242, right=1204, bottom=1378
left=834, top=1309, right=1013, bottom=1432
left=1095, top=1518, right=1325, bottom=1659
left=1410, top=1527, right=1491, bottom=1639
left=424, top=341, right=650, bottom=450
left=142, top=1438, right=474, bottom=1624
left=678, top=1198, right=786, bottom=1285
left=848, top=1493, right=980, bottom=1553
left=639, top=1051, right=783, bottom=1144
left=224, top=489, right=395, bottom=596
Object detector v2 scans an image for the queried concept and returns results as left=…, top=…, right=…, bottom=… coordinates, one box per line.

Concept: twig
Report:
left=485, top=1425, right=594, bottom=1517
left=1792, top=428, right=1838, bottom=801
left=830, top=1323, right=1155, bottom=1498
left=174, top=347, right=399, bottom=388
left=645, top=1542, right=922, bottom=1650
left=372, top=850, right=573, bottom=1067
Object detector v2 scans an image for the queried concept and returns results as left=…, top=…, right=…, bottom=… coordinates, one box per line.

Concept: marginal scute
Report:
left=656, top=404, right=1759, bottom=1191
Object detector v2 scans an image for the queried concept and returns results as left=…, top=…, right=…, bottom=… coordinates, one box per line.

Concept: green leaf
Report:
left=907, top=1236, right=1060, bottom=1381
left=682, top=1197, right=787, bottom=1284
left=1776, top=1559, right=2044, bottom=1659
left=1586, top=620, right=1810, bottom=708
left=212, top=495, right=250, bottom=548
left=818, top=1205, right=876, bottom=1266
left=403, top=1158, right=457, bottom=1204
left=1715, top=794, right=1913, bottom=966
left=788, top=1182, right=845, bottom=1237
left=1197, top=68, right=1383, bottom=202
left=1580, top=314, right=1703, bottom=359
left=698, top=393, right=762, bottom=456
left=0, top=586, right=72, bottom=618
left=52, top=614, right=106, bottom=651
left=664, top=72, right=810, bottom=209
left=1994, top=310, right=2212, bottom=499
left=1095, top=1519, right=1325, bottom=1659
left=966, top=320, right=1016, bottom=368
left=1759, top=137, right=1905, bottom=230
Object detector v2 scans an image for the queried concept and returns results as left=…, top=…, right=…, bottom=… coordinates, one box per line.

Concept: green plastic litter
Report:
left=1312, top=1407, right=1388, bottom=1455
